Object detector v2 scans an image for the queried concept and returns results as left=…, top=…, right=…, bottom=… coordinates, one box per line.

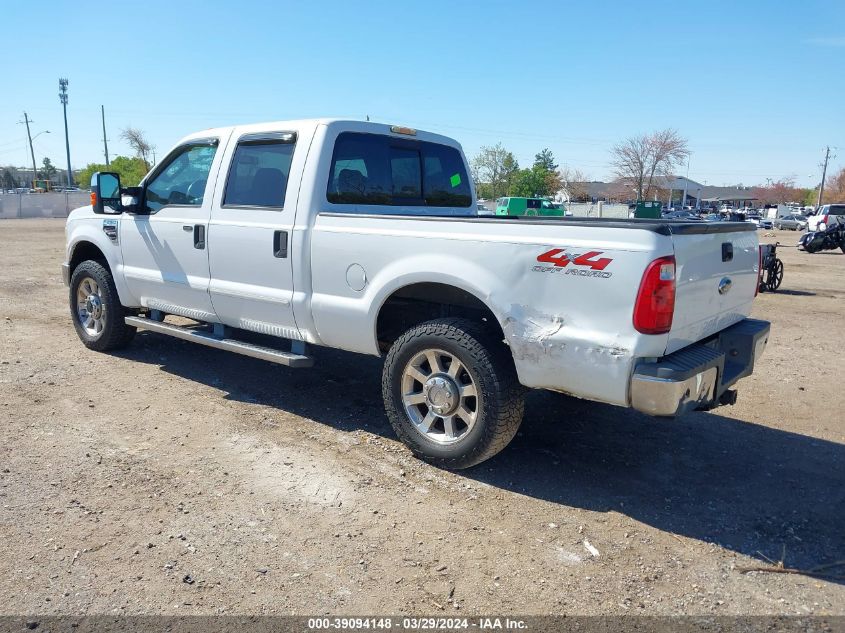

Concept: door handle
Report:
left=273, top=230, right=288, bottom=258
left=193, top=225, right=205, bottom=249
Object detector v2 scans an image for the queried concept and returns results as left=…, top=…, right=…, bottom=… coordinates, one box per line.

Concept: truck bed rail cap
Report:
left=317, top=213, right=756, bottom=236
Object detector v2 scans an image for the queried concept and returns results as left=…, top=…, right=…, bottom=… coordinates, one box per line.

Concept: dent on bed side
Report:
left=500, top=304, right=567, bottom=363
left=499, top=304, right=632, bottom=364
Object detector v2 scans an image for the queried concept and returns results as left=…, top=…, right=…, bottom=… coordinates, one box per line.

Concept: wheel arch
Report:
left=69, top=240, right=111, bottom=276
left=66, top=233, right=136, bottom=307
left=374, top=280, right=506, bottom=353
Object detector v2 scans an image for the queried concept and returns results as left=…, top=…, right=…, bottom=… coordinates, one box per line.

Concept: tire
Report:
left=382, top=318, right=524, bottom=470
left=769, top=259, right=784, bottom=290
left=69, top=260, right=136, bottom=351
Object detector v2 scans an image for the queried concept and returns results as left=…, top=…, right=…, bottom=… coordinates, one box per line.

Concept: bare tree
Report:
left=821, top=167, right=845, bottom=204
left=752, top=176, right=799, bottom=205
left=120, top=127, right=154, bottom=169
left=559, top=166, right=590, bottom=202
left=611, top=129, right=689, bottom=201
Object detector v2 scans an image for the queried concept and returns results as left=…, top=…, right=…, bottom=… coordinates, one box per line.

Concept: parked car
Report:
left=774, top=214, right=808, bottom=231
left=476, top=203, right=492, bottom=216
left=806, top=204, right=845, bottom=232
left=663, top=211, right=701, bottom=221
left=745, top=212, right=772, bottom=230
left=62, top=118, right=769, bottom=469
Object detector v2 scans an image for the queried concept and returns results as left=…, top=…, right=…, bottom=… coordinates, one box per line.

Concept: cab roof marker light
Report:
left=390, top=125, right=417, bottom=136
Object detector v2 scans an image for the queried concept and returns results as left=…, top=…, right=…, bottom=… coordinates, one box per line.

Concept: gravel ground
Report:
left=0, top=219, right=843, bottom=616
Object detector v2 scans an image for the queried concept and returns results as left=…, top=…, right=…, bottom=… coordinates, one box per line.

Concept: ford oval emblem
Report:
left=718, top=277, right=732, bottom=295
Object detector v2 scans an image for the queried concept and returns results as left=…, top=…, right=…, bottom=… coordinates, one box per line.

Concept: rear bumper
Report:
left=630, top=318, right=770, bottom=417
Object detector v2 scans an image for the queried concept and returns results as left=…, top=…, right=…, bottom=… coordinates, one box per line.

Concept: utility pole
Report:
left=59, top=78, right=73, bottom=187
left=816, top=146, right=830, bottom=209
left=22, top=112, right=37, bottom=189
left=101, top=105, right=110, bottom=166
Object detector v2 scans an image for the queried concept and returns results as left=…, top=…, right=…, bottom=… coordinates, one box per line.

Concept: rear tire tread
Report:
left=382, top=317, right=524, bottom=470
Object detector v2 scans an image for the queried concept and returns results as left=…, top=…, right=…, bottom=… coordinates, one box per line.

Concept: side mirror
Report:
left=91, top=172, right=121, bottom=214
left=121, top=186, right=143, bottom=214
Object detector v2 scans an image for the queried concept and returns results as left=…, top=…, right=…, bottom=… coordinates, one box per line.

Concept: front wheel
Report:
left=69, top=260, right=136, bottom=351
left=382, top=318, right=524, bottom=469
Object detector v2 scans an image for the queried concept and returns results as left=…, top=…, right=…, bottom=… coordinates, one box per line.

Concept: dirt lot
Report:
left=0, top=219, right=843, bottom=616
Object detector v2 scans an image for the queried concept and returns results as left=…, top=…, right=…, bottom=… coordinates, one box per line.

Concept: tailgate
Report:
left=666, top=222, right=758, bottom=354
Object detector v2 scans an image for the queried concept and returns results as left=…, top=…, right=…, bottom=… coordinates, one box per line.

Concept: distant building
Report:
left=558, top=177, right=757, bottom=208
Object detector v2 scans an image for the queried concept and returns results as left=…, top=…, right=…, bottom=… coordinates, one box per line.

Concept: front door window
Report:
left=145, top=143, right=218, bottom=213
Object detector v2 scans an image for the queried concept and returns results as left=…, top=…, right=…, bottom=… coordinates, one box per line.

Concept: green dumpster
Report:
left=634, top=200, right=662, bottom=219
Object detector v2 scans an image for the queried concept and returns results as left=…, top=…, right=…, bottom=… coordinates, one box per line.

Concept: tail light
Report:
left=755, top=245, right=762, bottom=297
left=823, top=214, right=830, bottom=227
left=633, top=256, right=676, bottom=334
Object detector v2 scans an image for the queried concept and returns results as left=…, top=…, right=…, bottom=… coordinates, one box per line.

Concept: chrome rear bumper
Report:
left=630, top=318, right=770, bottom=417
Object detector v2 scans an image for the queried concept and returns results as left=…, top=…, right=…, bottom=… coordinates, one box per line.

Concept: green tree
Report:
left=76, top=155, right=150, bottom=189
left=2, top=169, right=17, bottom=190
left=38, top=157, right=58, bottom=180
left=534, top=148, right=558, bottom=171
left=510, top=165, right=552, bottom=197
left=471, top=143, right=520, bottom=199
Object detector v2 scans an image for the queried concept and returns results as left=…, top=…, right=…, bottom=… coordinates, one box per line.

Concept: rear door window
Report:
left=829, top=205, right=845, bottom=216
left=223, top=133, right=296, bottom=208
left=327, top=132, right=471, bottom=211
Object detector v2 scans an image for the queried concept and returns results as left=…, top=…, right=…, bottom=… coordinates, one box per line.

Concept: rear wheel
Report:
left=382, top=318, right=524, bottom=469
left=69, top=260, right=136, bottom=351
left=767, top=259, right=784, bottom=290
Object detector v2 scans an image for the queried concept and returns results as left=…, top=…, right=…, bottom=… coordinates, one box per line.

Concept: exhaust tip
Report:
left=719, top=389, right=738, bottom=406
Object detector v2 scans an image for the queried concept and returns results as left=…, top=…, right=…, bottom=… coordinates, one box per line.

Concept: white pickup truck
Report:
left=63, top=119, right=770, bottom=468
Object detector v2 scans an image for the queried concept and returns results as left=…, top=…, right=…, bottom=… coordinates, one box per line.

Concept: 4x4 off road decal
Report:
left=533, top=248, right=614, bottom=278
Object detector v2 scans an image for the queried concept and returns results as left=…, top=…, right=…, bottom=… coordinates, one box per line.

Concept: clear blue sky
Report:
left=1, top=0, right=843, bottom=187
